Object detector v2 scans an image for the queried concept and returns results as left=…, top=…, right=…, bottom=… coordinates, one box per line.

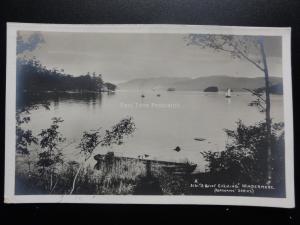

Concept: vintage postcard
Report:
left=5, top=23, right=294, bottom=207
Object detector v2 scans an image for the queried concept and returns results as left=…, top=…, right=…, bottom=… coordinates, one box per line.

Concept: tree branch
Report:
left=243, top=88, right=266, bottom=103
left=236, top=49, right=265, bottom=72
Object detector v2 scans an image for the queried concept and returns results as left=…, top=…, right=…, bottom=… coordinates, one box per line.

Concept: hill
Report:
left=118, top=76, right=282, bottom=92
left=118, top=77, right=191, bottom=90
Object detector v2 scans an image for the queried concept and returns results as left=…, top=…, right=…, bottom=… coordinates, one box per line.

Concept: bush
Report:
left=201, top=120, right=284, bottom=185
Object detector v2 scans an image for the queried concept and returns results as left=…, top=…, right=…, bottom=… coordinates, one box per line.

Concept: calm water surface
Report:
left=22, top=91, right=284, bottom=171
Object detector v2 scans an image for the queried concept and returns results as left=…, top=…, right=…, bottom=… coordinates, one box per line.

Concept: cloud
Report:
left=17, top=32, right=45, bottom=54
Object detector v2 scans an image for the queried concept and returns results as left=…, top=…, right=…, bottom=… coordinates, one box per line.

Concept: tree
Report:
left=16, top=58, right=114, bottom=92
left=95, top=74, right=104, bottom=92
left=16, top=99, right=50, bottom=155
left=37, top=117, right=65, bottom=192
left=186, top=34, right=273, bottom=184
left=16, top=115, right=38, bottom=155
left=104, top=82, right=117, bottom=92
left=16, top=32, right=47, bottom=155
left=69, top=117, right=136, bottom=194
left=201, top=120, right=284, bottom=185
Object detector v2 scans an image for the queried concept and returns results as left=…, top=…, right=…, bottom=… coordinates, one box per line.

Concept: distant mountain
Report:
left=118, top=77, right=191, bottom=90
left=269, top=83, right=283, bottom=94
left=257, top=82, right=283, bottom=95
left=118, top=76, right=282, bottom=92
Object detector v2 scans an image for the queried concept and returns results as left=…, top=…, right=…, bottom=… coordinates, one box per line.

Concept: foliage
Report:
left=16, top=101, right=50, bottom=155
left=77, top=117, right=136, bottom=158
left=36, top=117, right=65, bottom=192
left=15, top=32, right=52, bottom=155
left=17, top=58, right=107, bottom=93
left=70, top=117, right=136, bottom=194
left=185, top=34, right=265, bottom=72
left=244, top=88, right=267, bottom=113
left=15, top=153, right=190, bottom=195
left=186, top=34, right=275, bottom=184
left=78, top=130, right=102, bottom=160
left=101, top=117, right=137, bottom=147
left=201, top=120, right=284, bottom=184
left=104, top=82, right=117, bottom=91
left=16, top=32, right=116, bottom=93
left=16, top=114, right=37, bottom=155
left=15, top=157, right=140, bottom=195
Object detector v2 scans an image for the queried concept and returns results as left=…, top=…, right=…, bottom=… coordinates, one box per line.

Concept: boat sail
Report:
left=225, top=88, right=231, bottom=98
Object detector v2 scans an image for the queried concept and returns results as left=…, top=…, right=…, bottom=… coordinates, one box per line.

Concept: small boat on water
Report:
left=167, top=88, right=176, bottom=91
left=173, top=146, right=181, bottom=152
left=225, top=88, right=231, bottom=98
left=194, top=138, right=206, bottom=141
left=157, top=94, right=161, bottom=97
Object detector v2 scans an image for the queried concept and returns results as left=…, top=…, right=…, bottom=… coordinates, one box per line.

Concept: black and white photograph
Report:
left=5, top=23, right=294, bottom=207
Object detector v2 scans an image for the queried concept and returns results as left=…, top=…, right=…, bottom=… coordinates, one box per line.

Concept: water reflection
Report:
left=20, top=91, right=284, bottom=170
left=17, top=91, right=104, bottom=111
left=106, top=91, right=116, bottom=97
left=226, top=97, right=231, bottom=104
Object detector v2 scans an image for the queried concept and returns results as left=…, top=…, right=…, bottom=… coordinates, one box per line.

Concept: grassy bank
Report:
left=15, top=153, right=193, bottom=195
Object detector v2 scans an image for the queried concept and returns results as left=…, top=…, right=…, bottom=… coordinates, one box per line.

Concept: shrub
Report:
left=201, top=120, right=284, bottom=185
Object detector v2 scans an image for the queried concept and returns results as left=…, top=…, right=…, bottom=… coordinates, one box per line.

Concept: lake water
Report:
left=21, top=91, right=284, bottom=171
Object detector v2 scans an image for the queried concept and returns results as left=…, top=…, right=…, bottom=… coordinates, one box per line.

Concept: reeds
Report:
left=15, top=154, right=189, bottom=195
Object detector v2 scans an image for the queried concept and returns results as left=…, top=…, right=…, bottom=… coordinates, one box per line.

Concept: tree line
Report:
left=17, top=57, right=116, bottom=93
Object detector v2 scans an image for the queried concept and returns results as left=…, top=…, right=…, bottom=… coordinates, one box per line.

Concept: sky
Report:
left=19, top=31, right=282, bottom=84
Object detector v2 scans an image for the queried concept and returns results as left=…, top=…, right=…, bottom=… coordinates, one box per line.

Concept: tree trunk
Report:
left=69, top=155, right=92, bottom=195
left=50, top=171, right=53, bottom=191
left=259, top=37, right=272, bottom=185
left=69, top=163, right=84, bottom=195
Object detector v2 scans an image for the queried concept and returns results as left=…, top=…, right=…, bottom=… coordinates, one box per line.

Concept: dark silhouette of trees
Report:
left=16, top=32, right=114, bottom=93
left=104, top=82, right=117, bottom=92
left=16, top=114, right=38, bottom=155
left=17, top=58, right=114, bottom=93
left=201, top=120, right=284, bottom=186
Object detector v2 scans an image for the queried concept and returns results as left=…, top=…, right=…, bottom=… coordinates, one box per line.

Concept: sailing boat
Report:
left=225, top=88, right=231, bottom=98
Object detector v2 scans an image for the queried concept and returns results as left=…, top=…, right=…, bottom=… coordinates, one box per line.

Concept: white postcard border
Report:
left=5, top=23, right=295, bottom=208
